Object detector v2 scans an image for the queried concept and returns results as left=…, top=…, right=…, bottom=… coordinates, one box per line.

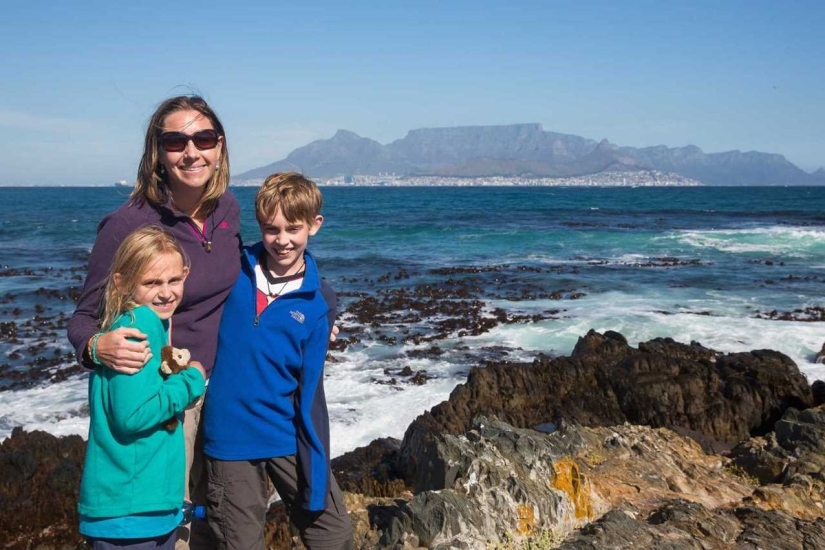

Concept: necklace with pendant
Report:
left=266, top=277, right=290, bottom=298
left=171, top=198, right=212, bottom=252
left=263, top=257, right=305, bottom=298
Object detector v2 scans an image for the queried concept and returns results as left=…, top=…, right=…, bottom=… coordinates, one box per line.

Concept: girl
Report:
left=78, top=225, right=206, bottom=550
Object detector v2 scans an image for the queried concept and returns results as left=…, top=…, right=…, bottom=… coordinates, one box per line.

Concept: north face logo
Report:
left=290, top=310, right=305, bottom=324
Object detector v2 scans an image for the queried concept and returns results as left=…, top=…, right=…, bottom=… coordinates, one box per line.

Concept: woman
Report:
left=68, top=95, right=241, bottom=549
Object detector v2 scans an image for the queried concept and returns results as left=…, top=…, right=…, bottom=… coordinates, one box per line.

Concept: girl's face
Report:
left=119, top=252, right=189, bottom=321
left=158, top=109, right=223, bottom=196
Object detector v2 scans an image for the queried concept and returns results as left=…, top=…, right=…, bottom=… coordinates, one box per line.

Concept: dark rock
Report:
left=733, top=506, right=825, bottom=549
left=558, top=509, right=659, bottom=549
left=812, top=380, right=825, bottom=405
left=557, top=502, right=825, bottom=550
left=331, top=437, right=407, bottom=498
left=0, top=428, right=86, bottom=548
left=337, top=266, right=578, bottom=348
left=755, top=306, right=825, bottom=322
left=397, top=330, right=812, bottom=491
left=816, top=342, right=825, bottom=364
left=728, top=434, right=789, bottom=484
left=6, top=330, right=823, bottom=549
left=774, top=406, right=825, bottom=455
left=358, top=414, right=792, bottom=548
left=373, top=416, right=594, bottom=548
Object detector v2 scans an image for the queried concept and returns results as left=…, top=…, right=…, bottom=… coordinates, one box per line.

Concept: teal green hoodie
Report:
left=79, top=306, right=205, bottom=520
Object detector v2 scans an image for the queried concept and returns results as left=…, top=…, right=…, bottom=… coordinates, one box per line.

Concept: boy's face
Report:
left=260, top=207, right=323, bottom=276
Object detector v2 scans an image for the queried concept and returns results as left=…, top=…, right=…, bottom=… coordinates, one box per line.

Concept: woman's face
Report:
left=158, top=109, right=223, bottom=196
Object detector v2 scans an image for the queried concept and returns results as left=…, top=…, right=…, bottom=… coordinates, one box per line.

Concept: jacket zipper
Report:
left=250, top=251, right=312, bottom=327
left=253, top=284, right=309, bottom=327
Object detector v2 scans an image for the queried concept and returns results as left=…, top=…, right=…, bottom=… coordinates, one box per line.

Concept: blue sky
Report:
left=1, top=0, right=823, bottom=185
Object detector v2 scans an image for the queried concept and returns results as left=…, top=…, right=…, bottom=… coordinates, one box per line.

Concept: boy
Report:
left=202, top=172, right=352, bottom=549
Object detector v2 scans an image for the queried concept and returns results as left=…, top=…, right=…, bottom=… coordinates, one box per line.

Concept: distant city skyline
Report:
left=1, top=0, right=823, bottom=186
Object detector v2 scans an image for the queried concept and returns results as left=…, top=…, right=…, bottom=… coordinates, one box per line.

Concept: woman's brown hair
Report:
left=133, top=95, right=230, bottom=217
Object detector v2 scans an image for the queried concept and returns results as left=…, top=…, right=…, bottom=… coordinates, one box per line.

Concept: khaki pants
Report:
left=205, top=455, right=353, bottom=550
left=176, top=395, right=217, bottom=550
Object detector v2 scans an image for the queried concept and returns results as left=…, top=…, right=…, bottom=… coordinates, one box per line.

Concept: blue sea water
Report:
left=1, top=185, right=824, bottom=455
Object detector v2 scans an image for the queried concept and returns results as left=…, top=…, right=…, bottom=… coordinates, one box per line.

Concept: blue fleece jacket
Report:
left=203, top=245, right=336, bottom=512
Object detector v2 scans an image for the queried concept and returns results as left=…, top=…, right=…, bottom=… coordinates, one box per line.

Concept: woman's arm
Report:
left=67, top=212, right=150, bottom=373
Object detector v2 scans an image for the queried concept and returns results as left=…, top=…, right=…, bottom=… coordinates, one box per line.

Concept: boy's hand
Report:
left=329, top=324, right=339, bottom=342
left=94, top=328, right=150, bottom=374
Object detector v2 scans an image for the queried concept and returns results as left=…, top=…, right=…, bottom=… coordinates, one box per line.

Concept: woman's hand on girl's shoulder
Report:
left=95, top=328, right=150, bottom=374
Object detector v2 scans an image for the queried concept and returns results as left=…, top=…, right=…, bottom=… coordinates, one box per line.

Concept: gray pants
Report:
left=205, top=455, right=353, bottom=550
left=86, top=530, right=176, bottom=550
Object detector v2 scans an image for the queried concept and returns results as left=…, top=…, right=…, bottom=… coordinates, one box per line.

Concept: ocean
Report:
left=1, top=185, right=824, bottom=458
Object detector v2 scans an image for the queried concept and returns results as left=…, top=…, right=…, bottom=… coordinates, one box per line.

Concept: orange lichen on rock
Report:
left=516, top=503, right=536, bottom=535
left=552, top=457, right=593, bottom=519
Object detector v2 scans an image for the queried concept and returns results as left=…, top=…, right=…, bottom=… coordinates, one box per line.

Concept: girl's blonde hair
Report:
left=100, top=226, right=189, bottom=330
left=132, top=95, right=230, bottom=217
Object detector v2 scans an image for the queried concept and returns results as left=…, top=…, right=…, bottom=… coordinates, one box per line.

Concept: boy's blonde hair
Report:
left=100, top=226, right=189, bottom=330
left=255, top=172, right=323, bottom=225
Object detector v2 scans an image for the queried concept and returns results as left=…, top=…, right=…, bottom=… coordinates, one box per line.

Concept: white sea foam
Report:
left=327, top=371, right=460, bottom=458
left=324, top=345, right=471, bottom=457
left=674, top=226, right=825, bottom=256
left=473, top=292, right=825, bottom=383
left=0, top=375, right=89, bottom=441
left=612, top=253, right=653, bottom=263
left=0, top=348, right=468, bottom=459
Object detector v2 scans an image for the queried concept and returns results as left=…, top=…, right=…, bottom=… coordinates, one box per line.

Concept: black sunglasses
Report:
left=159, top=129, right=220, bottom=153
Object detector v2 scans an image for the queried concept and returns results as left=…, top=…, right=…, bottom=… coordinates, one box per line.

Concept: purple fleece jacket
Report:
left=67, top=191, right=243, bottom=378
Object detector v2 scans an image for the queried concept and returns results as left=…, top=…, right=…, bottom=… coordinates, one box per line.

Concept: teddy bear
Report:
left=159, top=345, right=191, bottom=431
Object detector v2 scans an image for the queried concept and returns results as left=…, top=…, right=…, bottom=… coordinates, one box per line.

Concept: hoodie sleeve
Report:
left=67, top=208, right=141, bottom=367
left=295, top=284, right=337, bottom=511
left=103, top=308, right=205, bottom=435
left=105, top=365, right=205, bottom=436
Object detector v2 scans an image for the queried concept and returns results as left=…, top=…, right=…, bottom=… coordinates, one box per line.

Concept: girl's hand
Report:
left=188, top=360, right=206, bottom=380
left=330, top=324, right=339, bottom=342
left=94, top=328, right=150, bottom=374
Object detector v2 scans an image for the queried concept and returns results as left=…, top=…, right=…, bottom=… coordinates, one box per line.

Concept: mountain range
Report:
left=235, top=123, right=824, bottom=186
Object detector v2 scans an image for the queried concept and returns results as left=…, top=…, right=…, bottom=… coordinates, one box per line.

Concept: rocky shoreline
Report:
left=4, top=330, right=825, bottom=549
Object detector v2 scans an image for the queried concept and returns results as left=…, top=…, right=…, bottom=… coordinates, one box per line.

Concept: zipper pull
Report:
left=204, top=241, right=212, bottom=252
left=253, top=315, right=259, bottom=326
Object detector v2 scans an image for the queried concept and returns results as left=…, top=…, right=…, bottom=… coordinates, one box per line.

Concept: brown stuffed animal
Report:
left=159, top=345, right=191, bottom=431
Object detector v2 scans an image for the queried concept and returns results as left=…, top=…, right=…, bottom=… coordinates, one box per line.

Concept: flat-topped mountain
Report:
left=236, top=123, right=823, bottom=185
